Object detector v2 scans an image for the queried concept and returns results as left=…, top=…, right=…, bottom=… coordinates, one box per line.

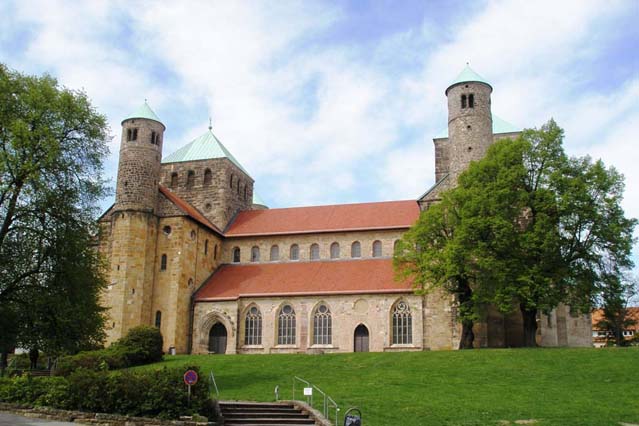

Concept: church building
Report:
left=98, top=66, right=592, bottom=354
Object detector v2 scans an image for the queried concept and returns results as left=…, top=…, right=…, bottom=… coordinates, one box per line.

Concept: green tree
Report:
left=396, top=120, right=636, bottom=347
left=596, top=274, right=637, bottom=346
left=0, top=64, right=110, bottom=370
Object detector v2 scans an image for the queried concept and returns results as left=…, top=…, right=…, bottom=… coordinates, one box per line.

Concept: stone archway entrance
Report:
left=208, top=323, right=228, bottom=354
left=354, top=324, right=369, bottom=352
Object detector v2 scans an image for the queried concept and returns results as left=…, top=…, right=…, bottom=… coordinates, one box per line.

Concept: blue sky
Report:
left=1, top=0, right=638, bottom=268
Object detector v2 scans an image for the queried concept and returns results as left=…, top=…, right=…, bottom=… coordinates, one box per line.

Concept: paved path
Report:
left=0, top=412, right=76, bottom=425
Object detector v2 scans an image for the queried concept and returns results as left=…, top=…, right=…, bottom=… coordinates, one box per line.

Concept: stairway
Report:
left=219, top=401, right=317, bottom=426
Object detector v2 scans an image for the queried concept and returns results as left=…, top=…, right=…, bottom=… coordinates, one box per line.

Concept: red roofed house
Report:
left=98, top=66, right=592, bottom=354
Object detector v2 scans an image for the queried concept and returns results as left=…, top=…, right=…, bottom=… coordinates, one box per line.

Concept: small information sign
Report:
left=303, top=387, right=313, bottom=396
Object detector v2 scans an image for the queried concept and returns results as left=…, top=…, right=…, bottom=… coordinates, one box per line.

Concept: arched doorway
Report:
left=354, top=324, right=369, bottom=352
left=208, top=323, right=228, bottom=354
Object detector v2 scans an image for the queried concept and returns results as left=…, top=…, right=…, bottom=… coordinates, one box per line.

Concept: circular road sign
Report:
left=183, top=370, right=199, bottom=386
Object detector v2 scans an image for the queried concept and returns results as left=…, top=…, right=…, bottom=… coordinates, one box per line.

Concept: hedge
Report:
left=55, top=325, right=163, bottom=376
left=0, top=366, right=213, bottom=420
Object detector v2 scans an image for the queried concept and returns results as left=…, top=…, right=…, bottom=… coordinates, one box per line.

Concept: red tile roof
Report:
left=225, top=200, right=420, bottom=236
left=159, top=186, right=224, bottom=235
left=194, top=258, right=413, bottom=301
left=592, top=307, right=639, bottom=330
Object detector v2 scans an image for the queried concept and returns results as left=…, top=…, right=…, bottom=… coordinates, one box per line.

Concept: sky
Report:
left=1, top=0, right=638, bottom=267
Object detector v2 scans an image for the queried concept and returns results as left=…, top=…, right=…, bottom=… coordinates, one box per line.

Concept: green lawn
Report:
left=137, top=347, right=638, bottom=426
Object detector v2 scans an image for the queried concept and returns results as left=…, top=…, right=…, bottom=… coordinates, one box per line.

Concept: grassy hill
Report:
left=138, top=347, right=638, bottom=426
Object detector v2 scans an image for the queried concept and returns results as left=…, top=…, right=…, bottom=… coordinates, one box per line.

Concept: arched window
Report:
left=204, top=240, right=209, bottom=255
left=251, top=246, right=260, bottom=262
left=392, top=300, right=412, bottom=345
left=244, top=306, right=262, bottom=345
left=372, top=240, right=382, bottom=257
left=277, top=305, right=296, bottom=345
left=313, top=304, right=332, bottom=345
left=237, top=181, right=241, bottom=194
left=270, top=245, right=279, bottom=261
left=461, top=94, right=467, bottom=109
left=290, top=244, right=299, bottom=261
left=330, top=242, right=340, bottom=259
left=244, top=186, right=248, bottom=200
left=214, top=244, right=218, bottom=260
left=393, top=240, right=400, bottom=254
left=229, top=174, right=234, bottom=188
left=186, top=170, right=195, bottom=188
left=160, top=254, right=167, bottom=271
left=468, top=93, right=475, bottom=108
left=351, top=241, right=361, bottom=258
left=310, top=243, right=320, bottom=261
left=232, top=247, right=240, bottom=263
left=155, top=311, right=161, bottom=328
left=170, top=172, right=178, bottom=188
left=204, top=169, right=212, bottom=185
left=151, top=131, right=157, bottom=145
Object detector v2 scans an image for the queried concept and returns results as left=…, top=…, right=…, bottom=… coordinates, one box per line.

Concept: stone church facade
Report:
left=98, top=66, right=592, bottom=355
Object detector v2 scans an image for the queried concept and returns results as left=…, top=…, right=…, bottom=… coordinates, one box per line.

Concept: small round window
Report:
left=318, top=304, right=328, bottom=314
left=163, top=226, right=171, bottom=235
left=282, top=305, right=293, bottom=315
left=250, top=306, right=259, bottom=315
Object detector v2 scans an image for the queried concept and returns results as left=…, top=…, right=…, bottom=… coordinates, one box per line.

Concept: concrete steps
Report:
left=220, top=402, right=317, bottom=426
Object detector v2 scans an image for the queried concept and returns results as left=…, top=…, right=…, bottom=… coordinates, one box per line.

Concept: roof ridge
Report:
left=246, top=199, right=418, bottom=212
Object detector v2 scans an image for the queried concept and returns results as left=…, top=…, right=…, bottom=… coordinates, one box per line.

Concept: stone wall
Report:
left=192, top=293, right=425, bottom=354
left=160, top=158, right=253, bottom=230
left=222, top=229, right=404, bottom=264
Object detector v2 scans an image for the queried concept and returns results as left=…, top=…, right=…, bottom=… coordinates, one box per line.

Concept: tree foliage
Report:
left=0, top=64, right=110, bottom=366
left=395, top=119, right=636, bottom=347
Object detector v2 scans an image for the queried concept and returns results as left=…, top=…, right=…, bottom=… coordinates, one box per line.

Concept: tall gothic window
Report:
left=372, top=240, right=382, bottom=257
left=232, top=247, right=240, bottom=263
left=270, top=245, right=280, bottom=261
left=244, top=306, right=262, bottom=345
left=310, top=243, right=320, bottom=260
left=290, top=244, right=299, bottom=261
left=330, top=242, right=340, bottom=259
left=392, top=300, right=412, bottom=345
left=351, top=241, right=361, bottom=258
left=277, top=305, right=296, bottom=345
left=313, top=304, right=332, bottom=345
left=204, top=169, right=212, bottom=185
left=251, top=246, right=260, bottom=262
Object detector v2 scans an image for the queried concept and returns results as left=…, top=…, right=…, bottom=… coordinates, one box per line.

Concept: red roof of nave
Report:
left=159, top=186, right=224, bottom=235
left=225, top=200, right=420, bottom=236
left=194, top=258, right=413, bottom=301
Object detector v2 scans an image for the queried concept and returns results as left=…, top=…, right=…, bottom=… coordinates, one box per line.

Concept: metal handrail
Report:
left=209, top=370, right=220, bottom=397
left=292, top=376, right=340, bottom=426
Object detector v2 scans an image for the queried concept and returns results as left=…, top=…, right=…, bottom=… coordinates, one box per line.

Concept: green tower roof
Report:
left=446, top=64, right=492, bottom=94
left=162, top=128, right=250, bottom=176
left=434, top=114, right=520, bottom=139
left=252, top=191, right=267, bottom=207
left=122, top=101, right=164, bottom=127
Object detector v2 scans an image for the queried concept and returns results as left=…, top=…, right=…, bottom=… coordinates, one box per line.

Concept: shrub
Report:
left=114, top=325, right=163, bottom=365
left=54, top=326, right=163, bottom=376
left=0, top=366, right=213, bottom=420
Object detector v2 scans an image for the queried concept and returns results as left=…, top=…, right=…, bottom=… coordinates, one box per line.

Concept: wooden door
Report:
left=208, top=323, right=227, bottom=354
left=354, top=324, right=369, bottom=352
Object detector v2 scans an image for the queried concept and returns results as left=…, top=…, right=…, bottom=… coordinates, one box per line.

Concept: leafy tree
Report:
left=396, top=120, right=636, bottom=347
left=596, top=275, right=637, bottom=346
left=0, top=64, right=110, bottom=369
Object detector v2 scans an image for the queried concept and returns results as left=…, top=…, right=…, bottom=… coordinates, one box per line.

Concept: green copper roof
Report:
left=434, top=114, right=520, bottom=139
left=122, top=101, right=163, bottom=126
left=446, top=65, right=492, bottom=94
left=252, top=191, right=267, bottom=207
left=162, top=129, right=250, bottom=175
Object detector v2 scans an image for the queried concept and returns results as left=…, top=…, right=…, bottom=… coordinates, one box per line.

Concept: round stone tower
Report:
left=114, top=102, right=165, bottom=213
left=446, top=65, right=493, bottom=180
